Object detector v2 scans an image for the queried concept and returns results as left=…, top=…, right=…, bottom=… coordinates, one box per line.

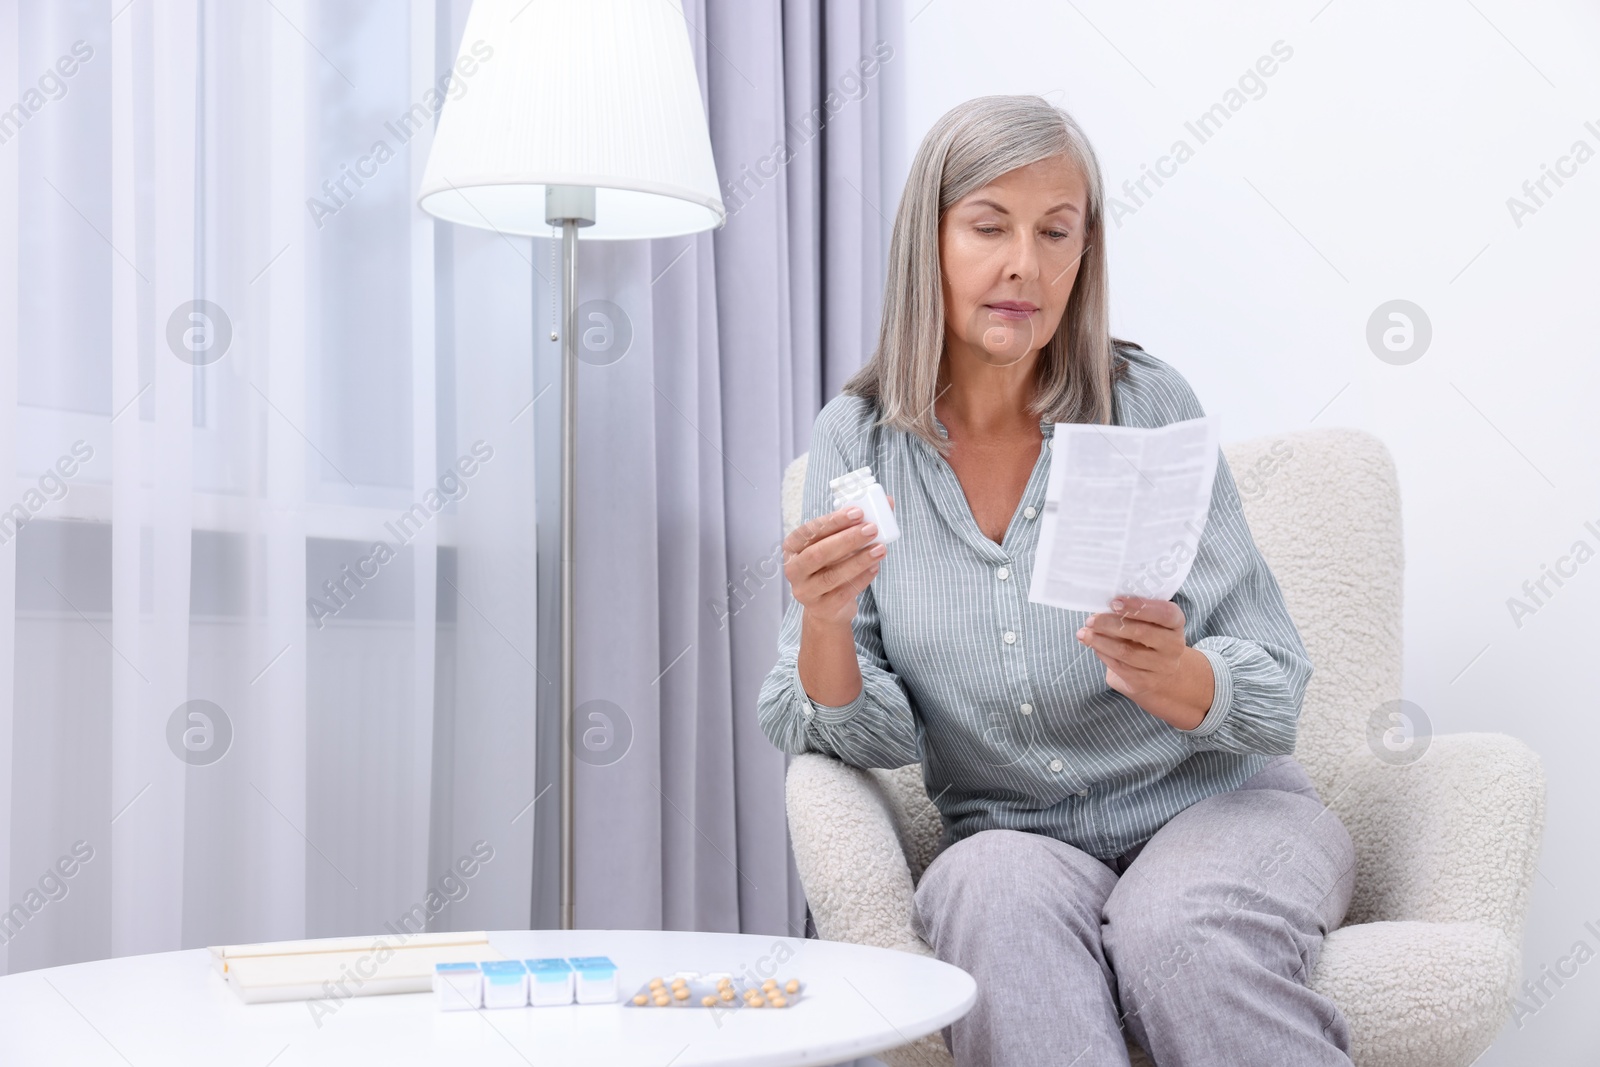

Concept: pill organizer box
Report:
left=481, top=960, right=530, bottom=1009
left=569, top=956, right=620, bottom=1004
left=434, top=962, right=483, bottom=1011
left=432, top=955, right=618, bottom=1009
left=527, top=957, right=575, bottom=1006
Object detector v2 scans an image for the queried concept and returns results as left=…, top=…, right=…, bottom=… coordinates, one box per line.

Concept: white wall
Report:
left=890, top=1, right=1600, bottom=1062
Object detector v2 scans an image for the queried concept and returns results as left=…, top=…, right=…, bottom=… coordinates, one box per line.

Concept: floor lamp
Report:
left=417, top=0, right=725, bottom=930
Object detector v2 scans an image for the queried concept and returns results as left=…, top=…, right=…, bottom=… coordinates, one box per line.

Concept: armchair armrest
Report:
left=1331, top=732, right=1545, bottom=936
left=1310, top=919, right=1518, bottom=1067
left=784, top=753, right=933, bottom=957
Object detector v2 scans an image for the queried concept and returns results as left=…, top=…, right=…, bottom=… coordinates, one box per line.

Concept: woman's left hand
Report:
left=1076, top=596, right=1216, bottom=732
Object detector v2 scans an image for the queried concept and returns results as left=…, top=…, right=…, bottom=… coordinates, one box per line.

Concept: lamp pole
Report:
left=547, top=185, right=593, bottom=932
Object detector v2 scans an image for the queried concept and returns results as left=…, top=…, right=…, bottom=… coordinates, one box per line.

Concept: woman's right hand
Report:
left=783, top=496, right=894, bottom=627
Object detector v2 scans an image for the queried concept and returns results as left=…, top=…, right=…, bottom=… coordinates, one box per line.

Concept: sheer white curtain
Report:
left=0, top=0, right=538, bottom=973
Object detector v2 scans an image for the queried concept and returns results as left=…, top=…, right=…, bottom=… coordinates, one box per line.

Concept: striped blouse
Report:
left=756, top=345, right=1314, bottom=861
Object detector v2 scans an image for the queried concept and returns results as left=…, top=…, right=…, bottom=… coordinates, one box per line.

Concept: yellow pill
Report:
left=648, top=977, right=664, bottom=989
left=670, top=977, right=688, bottom=988
left=633, top=993, right=649, bottom=1005
left=761, top=979, right=778, bottom=990
left=653, top=995, right=670, bottom=1006
left=750, top=995, right=766, bottom=1007
left=770, top=995, right=788, bottom=1008
left=701, top=995, right=717, bottom=1006
left=719, top=989, right=735, bottom=1001
left=785, top=979, right=800, bottom=994
left=674, top=987, right=690, bottom=1000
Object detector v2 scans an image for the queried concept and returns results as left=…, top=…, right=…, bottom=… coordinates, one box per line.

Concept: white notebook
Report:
left=209, top=930, right=496, bottom=1004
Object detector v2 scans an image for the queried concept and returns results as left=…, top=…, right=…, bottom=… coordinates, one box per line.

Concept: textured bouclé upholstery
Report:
left=778, top=427, right=1544, bottom=1067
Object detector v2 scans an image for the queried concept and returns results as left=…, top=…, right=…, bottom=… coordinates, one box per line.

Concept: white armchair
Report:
left=778, top=427, right=1545, bottom=1067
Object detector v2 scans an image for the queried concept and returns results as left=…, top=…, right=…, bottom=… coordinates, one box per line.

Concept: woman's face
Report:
left=938, top=154, right=1088, bottom=369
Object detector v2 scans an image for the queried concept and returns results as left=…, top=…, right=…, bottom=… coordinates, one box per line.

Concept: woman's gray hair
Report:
left=842, top=94, right=1134, bottom=457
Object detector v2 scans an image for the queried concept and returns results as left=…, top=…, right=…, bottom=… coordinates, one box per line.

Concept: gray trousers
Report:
left=911, top=755, right=1356, bottom=1066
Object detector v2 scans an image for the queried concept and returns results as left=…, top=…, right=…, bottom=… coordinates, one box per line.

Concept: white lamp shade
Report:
left=418, top=0, right=725, bottom=239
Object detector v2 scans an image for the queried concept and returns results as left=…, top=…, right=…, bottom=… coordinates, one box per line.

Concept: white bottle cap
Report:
left=829, top=466, right=875, bottom=502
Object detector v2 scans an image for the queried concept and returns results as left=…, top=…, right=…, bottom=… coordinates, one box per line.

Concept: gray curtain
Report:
left=532, top=0, right=901, bottom=944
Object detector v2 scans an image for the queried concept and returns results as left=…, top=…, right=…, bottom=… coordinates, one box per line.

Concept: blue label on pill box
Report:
left=527, top=958, right=573, bottom=981
left=436, top=962, right=480, bottom=973
left=481, top=960, right=527, bottom=975
left=569, top=956, right=615, bottom=974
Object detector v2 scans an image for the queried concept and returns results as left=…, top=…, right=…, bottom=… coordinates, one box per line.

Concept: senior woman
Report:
left=756, top=95, right=1356, bottom=1067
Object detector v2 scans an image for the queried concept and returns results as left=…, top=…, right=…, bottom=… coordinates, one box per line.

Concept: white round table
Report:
left=0, top=928, right=975, bottom=1066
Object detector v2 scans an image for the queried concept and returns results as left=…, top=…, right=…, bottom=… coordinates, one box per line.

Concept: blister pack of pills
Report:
left=625, top=971, right=804, bottom=1010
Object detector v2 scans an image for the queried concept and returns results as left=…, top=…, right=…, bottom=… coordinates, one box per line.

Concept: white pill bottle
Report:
left=829, top=466, right=900, bottom=546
